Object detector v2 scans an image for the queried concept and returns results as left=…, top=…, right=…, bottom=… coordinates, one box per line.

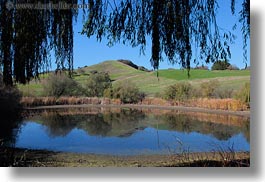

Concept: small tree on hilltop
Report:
left=211, top=60, right=231, bottom=70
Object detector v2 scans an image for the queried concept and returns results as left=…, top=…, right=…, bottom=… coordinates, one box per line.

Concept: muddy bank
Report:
left=26, top=104, right=250, bottom=117
left=0, top=147, right=250, bottom=167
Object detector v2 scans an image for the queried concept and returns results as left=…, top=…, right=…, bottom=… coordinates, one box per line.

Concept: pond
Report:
left=7, top=107, right=250, bottom=156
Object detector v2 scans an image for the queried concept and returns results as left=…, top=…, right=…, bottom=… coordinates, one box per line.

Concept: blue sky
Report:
left=71, top=0, right=250, bottom=70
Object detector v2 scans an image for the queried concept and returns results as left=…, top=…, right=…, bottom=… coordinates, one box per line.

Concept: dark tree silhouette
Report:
left=0, top=0, right=77, bottom=86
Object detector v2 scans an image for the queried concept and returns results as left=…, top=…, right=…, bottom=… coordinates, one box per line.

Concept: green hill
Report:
left=75, top=60, right=147, bottom=82
left=18, top=60, right=250, bottom=97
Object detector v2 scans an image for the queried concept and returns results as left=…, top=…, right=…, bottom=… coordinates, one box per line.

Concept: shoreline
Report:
left=25, top=104, right=250, bottom=117
left=0, top=147, right=250, bottom=167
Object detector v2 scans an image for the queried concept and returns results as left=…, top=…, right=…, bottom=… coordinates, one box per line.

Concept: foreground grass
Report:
left=0, top=147, right=250, bottom=167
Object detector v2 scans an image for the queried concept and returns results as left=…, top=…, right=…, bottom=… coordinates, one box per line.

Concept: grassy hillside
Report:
left=155, top=69, right=250, bottom=80
left=18, top=60, right=250, bottom=97
left=75, top=60, right=146, bottom=82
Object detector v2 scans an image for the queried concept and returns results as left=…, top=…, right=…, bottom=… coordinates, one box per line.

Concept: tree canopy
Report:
left=82, top=0, right=250, bottom=74
left=211, top=60, right=231, bottom=70
left=0, top=0, right=250, bottom=86
left=0, top=0, right=77, bottom=85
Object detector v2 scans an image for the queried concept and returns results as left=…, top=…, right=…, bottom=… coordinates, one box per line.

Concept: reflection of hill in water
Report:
left=30, top=109, right=146, bottom=138
left=153, top=114, right=249, bottom=141
left=27, top=108, right=249, bottom=141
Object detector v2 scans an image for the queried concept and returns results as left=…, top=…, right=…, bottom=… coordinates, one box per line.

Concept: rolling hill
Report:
left=18, top=60, right=250, bottom=97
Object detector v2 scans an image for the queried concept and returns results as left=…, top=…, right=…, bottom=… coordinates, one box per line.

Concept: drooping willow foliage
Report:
left=239, top=0, right=250, bottom=66
left=82, top=0, right=250, bottom=74
left=0, top=0, right=78, bottom=86
left=0, top=0, right=250, bottom=86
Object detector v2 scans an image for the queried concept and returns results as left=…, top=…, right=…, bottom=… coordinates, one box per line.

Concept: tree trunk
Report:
left=1, top=5, right=13, bottom=86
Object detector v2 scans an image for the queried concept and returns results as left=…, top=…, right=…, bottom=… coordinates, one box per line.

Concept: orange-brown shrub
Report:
left=141, top=97, right=169, bottom=106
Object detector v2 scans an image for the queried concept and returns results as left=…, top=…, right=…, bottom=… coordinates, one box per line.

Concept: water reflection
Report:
left=159, top=114, right=249, bottom=141
left=32, top=109, right=146, bottom=137
left=26, top=108, right=250, bottom=141
left=14, top=107, right=250, bottom=155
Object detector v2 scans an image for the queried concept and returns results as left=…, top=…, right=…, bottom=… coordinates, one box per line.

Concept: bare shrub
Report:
left=85, top=72, right=112, bottom=97
left=200, top=80, right=220, bottom=98
left=43, top=73, right=83, bottom=97
left=235, top=82, right=250, bottom=107
left=214, top=88, right=234, bottom=99
left=113, top=81, right=145, bottom=104
left=164, top=82, right=192, bottom=101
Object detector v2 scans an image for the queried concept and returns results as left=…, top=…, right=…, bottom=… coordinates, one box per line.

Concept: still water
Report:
left=13, top=107, right=249, bottom=155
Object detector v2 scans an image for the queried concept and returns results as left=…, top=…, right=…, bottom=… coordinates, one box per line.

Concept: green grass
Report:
left=17, top=60, right=250, bottom=97
left=18, top=82, right=44, bottom=97
left=155, top=69, right=250, bottom=81
left=81, top=60, right=145, bottom=78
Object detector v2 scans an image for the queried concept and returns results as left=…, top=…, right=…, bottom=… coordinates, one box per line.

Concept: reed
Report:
left=165, top=139, right=250, bottom=167
left=21, top=96, right=249, bottom=111
left=186, top=98, right=248, bottom=111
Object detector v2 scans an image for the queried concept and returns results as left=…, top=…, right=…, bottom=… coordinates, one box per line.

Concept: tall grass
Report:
left=21, top=97, right=122, bottom=107
left=161, top=79, right=249, bottom=111
left=21, top=96, right=249, bottom=111
left=235, top=82, right=250, bottom=107
left=185, top=98, right=248, bottom=111
left=166, top=139, right=250, bottom=167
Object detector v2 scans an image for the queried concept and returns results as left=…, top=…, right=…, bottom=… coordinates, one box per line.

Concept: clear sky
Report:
left=70, top=0, right=250, bottom=70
